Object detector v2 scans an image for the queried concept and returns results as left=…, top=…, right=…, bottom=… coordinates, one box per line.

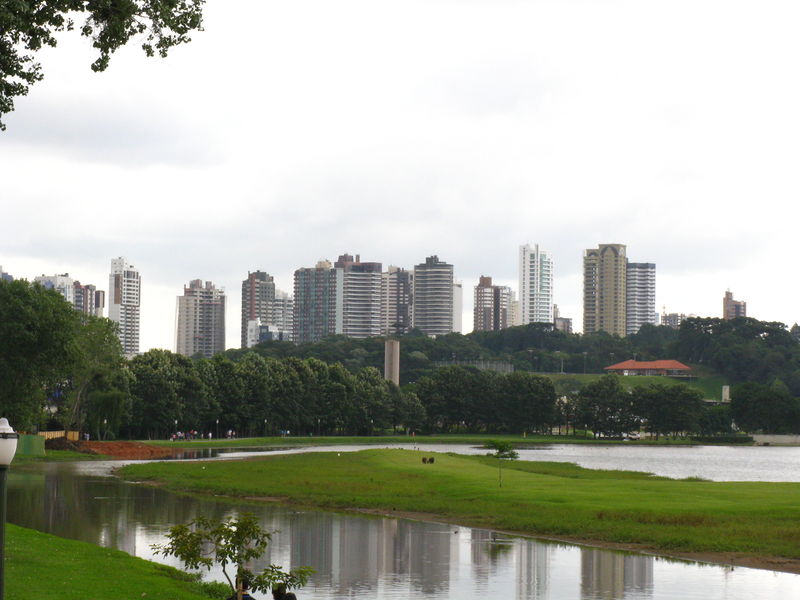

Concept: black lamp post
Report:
left=0, top=418, right=19, bottom=600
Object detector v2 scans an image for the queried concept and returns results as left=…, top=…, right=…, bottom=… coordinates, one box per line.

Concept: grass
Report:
left=546, top=372, right=727, bottom=400
left=121, top=449, right=800, bottom=563
left=142, top=432, right=712, bottom=450
left=7, top=524, right=228, bottom=599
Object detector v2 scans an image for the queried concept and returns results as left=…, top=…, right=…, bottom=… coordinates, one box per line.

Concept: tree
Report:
left=1, top=0, right=205, bottom=130
left=575, top=374, right=638, bottom=438
left=0, top=279, right=82, bottom=429
left=152, top=512, right=313, bottom=600
left=484, top=440, right=518, bottom=487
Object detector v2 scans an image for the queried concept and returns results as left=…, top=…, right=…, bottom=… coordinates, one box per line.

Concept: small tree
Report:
left=152, top=513, right=313, bottom=600
left=484, top=440, right=519, bottom=487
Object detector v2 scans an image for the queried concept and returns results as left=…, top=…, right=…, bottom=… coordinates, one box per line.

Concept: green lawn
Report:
left=7, top=524, right=227, bottom=599
left=121, top=449, right=800, bottom=563
left=546, top=372, right=727, bottom=400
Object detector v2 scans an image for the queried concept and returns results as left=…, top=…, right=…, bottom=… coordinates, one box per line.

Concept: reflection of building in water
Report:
left=516, top=539, right=550, bottom=599
left=581, top=549, right=653, bottom=599
left=288, top=511, right=452, bottom=595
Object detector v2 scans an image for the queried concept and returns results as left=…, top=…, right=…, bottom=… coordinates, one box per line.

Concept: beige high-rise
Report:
left=583, top=244, right=627, bottom=337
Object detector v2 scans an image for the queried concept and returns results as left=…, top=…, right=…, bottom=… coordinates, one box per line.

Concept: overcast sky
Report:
left=3, top=0, right=798, bottom=352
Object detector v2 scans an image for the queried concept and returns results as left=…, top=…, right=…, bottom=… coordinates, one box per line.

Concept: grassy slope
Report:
left=546, top=372, right=727, bottom=400
left=121, top=449, right=800, bottom=561
left=7, top=524, right=225, bottom=600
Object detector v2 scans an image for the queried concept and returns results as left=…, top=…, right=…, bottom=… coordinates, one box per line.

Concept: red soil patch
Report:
left=46, top=438, right=175, bottom=460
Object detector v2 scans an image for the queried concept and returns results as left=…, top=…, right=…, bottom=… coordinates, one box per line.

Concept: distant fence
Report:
left=38, top=430, right=80, bottom=441
left=432, top=360, right=515, bottom=374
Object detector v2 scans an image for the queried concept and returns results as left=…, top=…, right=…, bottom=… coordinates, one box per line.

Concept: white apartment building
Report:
left=109, top=257, right=141, bottom=358
left=412, top=255, right=454, bottom=337
left=519, top=244, right=554, bottom=324
left=626, top=262, right=657, bottom=335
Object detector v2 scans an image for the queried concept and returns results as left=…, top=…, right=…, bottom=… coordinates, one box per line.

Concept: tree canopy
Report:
left=0, top=0, right=205, bottom=130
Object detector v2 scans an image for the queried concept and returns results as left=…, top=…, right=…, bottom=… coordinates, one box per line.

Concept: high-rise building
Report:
left=175, top=279, right=226, bottom=358
left=473, top=276, right=512, bottom=332
left=73, top=281, right=105, bottom=317
left=519, top=244, right=554, bottom=324
left=335, top=253, right=383, bottom=339
left=583, top=244, right=627, bottom=337
left=293, top=260, right=344, bottom=344
left=380, top=266, right=412, bottom=336
left=269, top=289, right=294, bottom=341
left=241, top=271, right=276, bottom=348
left=0, top=266, right=13, bottom=282
left=723, top=290, right=746, bottom=320
left=453, top=281, right=463, bottom=334
left=626, top=263, right=656, bottom=335
left=34, top=273, right=75, bottom=304
left=109, top=257, right=141, bottom=357
left=411, top=255, right=454, bottom=336
left=661, top=310, right=686, bottom=330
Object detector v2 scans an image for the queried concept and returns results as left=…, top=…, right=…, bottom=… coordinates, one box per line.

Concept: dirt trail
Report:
left=46, top=438, right=175, bottom=460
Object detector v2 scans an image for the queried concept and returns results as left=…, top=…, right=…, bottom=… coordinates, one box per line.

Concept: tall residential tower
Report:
left=109, top=257, right=141, bottom=357
left=583, top=244, right=627, bottom=337
left=519, top=244, right=554, bottom=324
left=412, top=255, right=454, bottom=336
left=176, top=279, right=226, bottom=358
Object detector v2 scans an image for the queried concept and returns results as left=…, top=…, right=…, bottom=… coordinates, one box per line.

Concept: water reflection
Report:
left=9, top=462, right=800, bottom=599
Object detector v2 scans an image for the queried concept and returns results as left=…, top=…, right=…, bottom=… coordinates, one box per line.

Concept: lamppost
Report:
left=0, top=418, right=19, bottom=600
left=263, top=419, right=267, bottom=437
left=215, top=418, right=219, bottom=440
left=103, top=418, right=107, bottom=441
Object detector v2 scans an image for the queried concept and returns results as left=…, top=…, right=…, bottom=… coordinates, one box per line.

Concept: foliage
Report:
left=484, top=439, right=518, bottom=459
left=151, top=513, right=313, bottom=597
left=575, top=375, right=639, bottom=438
left=632, top=383, right=705, bottom=438
left=0, top=0, right=205, bottom=130
left=730, top=381, right=800, bottom=433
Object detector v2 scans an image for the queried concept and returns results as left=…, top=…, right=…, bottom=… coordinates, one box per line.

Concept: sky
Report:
left=3, top=0, right=799, bottom=352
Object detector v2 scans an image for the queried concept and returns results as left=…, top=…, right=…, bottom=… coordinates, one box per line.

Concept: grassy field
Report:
left=120, top=449, right=800, bottom=568
left=143, top=432, right=704, bottom=450
left=7, top=524, right=227, bottom=599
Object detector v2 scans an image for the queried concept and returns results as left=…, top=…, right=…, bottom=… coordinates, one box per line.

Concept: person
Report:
left=227, top=578, right=255, bottom=600
left=272, top=583, right=297, bottom=600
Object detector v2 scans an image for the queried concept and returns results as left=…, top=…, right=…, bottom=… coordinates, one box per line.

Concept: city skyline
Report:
left=4, top=1, right=798, bottom=351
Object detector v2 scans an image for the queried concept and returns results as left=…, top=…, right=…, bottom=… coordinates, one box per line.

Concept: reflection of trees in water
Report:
left=581, top=548, right=653, bottom=600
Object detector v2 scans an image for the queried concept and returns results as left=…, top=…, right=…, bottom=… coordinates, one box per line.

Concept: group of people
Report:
left=229, top=581, right=297, bottom=600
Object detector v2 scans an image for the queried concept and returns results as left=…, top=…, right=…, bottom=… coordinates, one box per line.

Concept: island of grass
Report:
left=7, top=524, right=227, bottom=600
left=120, top=449, right=800, bottom=574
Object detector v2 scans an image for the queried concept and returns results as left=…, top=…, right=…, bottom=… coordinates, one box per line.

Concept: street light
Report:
left=0, top=418, right=19, bottom=600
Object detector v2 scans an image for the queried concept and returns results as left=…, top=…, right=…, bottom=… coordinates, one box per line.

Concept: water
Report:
left=8, top=445, right=800, bottom=599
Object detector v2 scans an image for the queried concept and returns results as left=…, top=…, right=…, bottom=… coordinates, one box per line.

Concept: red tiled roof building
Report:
left=604, top=360, right=691, bottom=376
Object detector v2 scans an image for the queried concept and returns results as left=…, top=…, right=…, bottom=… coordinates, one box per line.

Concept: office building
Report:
left=109, top=257, right=141, bottom=357
left=335, top=253, right=383, bottom=339
left=412, top=255, right=454, bottom=336
left=473, top=276, right=512, bottom=332
left=583, top=244, right=627, bottom=337
left=241, top=271, right=276, bottom=348
left=519, top=244, right=554, bottom=324
left=293, top=260, right=344, bottom=344
left=626, top=263, right=656, bottom=335
left=723, top=290, right=746, bottom=320
left=175, top=279, right=226, bottom=358
left=381, top=266, right=412, bottom=336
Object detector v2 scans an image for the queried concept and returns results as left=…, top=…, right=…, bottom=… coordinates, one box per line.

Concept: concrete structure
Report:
left=175, top=279, right=226, bottom=358
left=473, top=276, right=512, bottom=332
left=519, top=244, right=554, bottom=324
left=109, top=257, right=141, bottom=357
left=0, top=266, right=13, bottom=282
left=380, top=266, right=412, bottom=336
left=335, top=254, right=383, bottom=339
left=34, top=273, right=75, bottom=304
left=245, top=318, right=291, bottom=347
left=723, top=290, right=746, bottom=320
left=73, top=281, right=105, bottom=317
left=583, top=244, right=627, bottom=337
left=241, top=271, right=276, bottom=348
left=626, top=262, right=656, bottom=335
left=293, top=260, right=344, bottom=344
left=412, top=255, right=454, bottom=336
left=453, top=281, right=463, bottom=333
left=553, top=304, right=573, bottom=334
left=384, top=339, right=400, bottom=385
left=269, top=289, right=294, bottom=341
left=661, top=310, right=687, bottom=330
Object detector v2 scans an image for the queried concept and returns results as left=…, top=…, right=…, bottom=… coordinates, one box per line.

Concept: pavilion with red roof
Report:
left=604, top=360, right=692, bottom=377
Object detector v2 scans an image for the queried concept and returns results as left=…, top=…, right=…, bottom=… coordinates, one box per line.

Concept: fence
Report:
left=38, top=430, right=80, bottom=441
